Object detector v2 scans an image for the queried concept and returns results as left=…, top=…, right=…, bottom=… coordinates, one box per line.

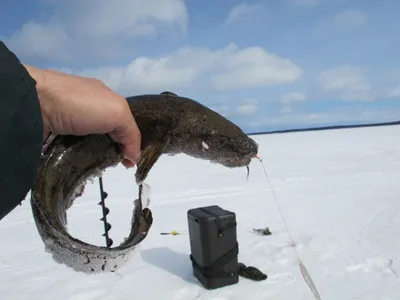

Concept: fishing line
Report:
left=254, top=155, right=322, bottom=300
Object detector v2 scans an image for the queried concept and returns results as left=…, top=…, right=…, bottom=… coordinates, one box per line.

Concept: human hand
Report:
left=24, top=65, right=141, bottom=168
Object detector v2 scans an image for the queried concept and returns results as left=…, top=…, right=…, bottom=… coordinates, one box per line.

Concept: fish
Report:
left=30, top=91, right=259, bottom=274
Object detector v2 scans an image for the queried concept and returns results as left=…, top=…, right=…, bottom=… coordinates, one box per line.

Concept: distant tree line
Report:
left=247, top=120, right=400, bottom=136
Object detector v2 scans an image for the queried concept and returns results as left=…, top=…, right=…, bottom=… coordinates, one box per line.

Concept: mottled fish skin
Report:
left=129, top=92, right=258, bottom=183
left=30, top=92, right=258, bottom=274
left=31, top=134, right=153, bottom=273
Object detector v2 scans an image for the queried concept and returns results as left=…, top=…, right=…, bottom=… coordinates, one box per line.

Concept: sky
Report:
left=1, top=0, right=399, bottom=133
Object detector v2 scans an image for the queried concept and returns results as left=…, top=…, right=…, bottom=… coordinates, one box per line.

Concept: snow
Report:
left=2, top=125, right=400, bottom=300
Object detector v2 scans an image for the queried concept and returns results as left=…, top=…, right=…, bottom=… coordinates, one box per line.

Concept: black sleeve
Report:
left=0, top=41, right=43, bottom=221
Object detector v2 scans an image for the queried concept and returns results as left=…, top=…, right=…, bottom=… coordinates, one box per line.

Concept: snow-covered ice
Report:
left=2, top=125, right=400, bottom=300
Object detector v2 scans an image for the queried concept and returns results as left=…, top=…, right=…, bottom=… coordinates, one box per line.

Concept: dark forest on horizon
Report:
left=247, top=120, right=400, bottom=136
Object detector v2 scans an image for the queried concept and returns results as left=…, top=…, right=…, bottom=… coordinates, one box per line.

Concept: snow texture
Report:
left=2, top=125, right=400, bottom=299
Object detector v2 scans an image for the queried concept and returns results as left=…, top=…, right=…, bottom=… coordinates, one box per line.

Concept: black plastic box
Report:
left=187, top=205, right=239, bottom=289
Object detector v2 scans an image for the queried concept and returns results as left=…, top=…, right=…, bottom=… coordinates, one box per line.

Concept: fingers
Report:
left=29, top=64, right=143, bottom=167
left=122, top=158, right=136, bottom=168
left=109, top=108, right=142, bottom=168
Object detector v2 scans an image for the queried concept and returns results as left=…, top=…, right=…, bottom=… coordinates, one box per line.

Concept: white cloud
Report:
left=281, top=92, right=306, bottom=104
left=280, top=92, right=306, bottom=116
left=63, top=0, right=188, bottom=37
left=314, top=9, right=367, bottom=35
left=5, top=0, right=188, bottom=63
left=250, top=107, right=400, bottom=128
left=318, top=65, right=374, bottom=101
left=67, top=43, right=302, bottom=95
left=210, top=45, right=302, bottom=91
left=237, top=104, right=257, bottom=115
left=387, top=85, right=400, bottom=98
left=332, top=9, right=367, bottom=30
left=280, top=106, right=294, bottom=115
left=6, top=22, right=69, bottom=62
left=226, top=2, right=265, bottom=24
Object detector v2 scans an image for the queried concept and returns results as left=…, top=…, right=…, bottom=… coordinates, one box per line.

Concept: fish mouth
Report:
left=217, top=152, right=255, bottom=168
left=219, top=139, right=258, bottom=168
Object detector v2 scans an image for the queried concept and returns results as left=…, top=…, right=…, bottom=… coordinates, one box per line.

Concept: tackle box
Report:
left=187, top=205, right=239, bottom=289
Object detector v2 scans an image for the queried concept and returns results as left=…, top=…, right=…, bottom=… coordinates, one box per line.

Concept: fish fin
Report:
left=160, top=91, right=178, bottom=97
left=42, top=132, right=57, bottom=154
left=135, top=138, right=170, bottom=184
left=134, top=207, right=153, bottom=245
left=127, top=207, right=153, bottom=247
left=120, top=189, right=153, bottom=248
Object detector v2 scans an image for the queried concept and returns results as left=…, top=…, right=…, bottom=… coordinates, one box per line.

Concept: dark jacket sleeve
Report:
left=0, top=41, right=43, bottom=221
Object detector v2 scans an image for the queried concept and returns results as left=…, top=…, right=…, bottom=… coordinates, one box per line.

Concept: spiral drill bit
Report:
left=98, top=177, right=113, bottom=248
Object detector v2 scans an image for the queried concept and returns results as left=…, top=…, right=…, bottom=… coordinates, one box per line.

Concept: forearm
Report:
left=0, top=41, right=44, bottom=220
left=23, top=64, right=51, bottom=140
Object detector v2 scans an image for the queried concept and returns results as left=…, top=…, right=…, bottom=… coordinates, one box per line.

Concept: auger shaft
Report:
left=98, top=177, right=113, bottom=248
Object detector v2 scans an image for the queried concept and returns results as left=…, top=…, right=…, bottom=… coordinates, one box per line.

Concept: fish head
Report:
left=178, top=99, right=259, bottom=168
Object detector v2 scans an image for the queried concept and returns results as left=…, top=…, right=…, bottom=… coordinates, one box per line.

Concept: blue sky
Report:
left=1, top=0, right=399, bottom=133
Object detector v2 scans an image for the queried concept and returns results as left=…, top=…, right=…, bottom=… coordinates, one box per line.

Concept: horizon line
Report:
left=247, top=120, right=400, bottom=136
